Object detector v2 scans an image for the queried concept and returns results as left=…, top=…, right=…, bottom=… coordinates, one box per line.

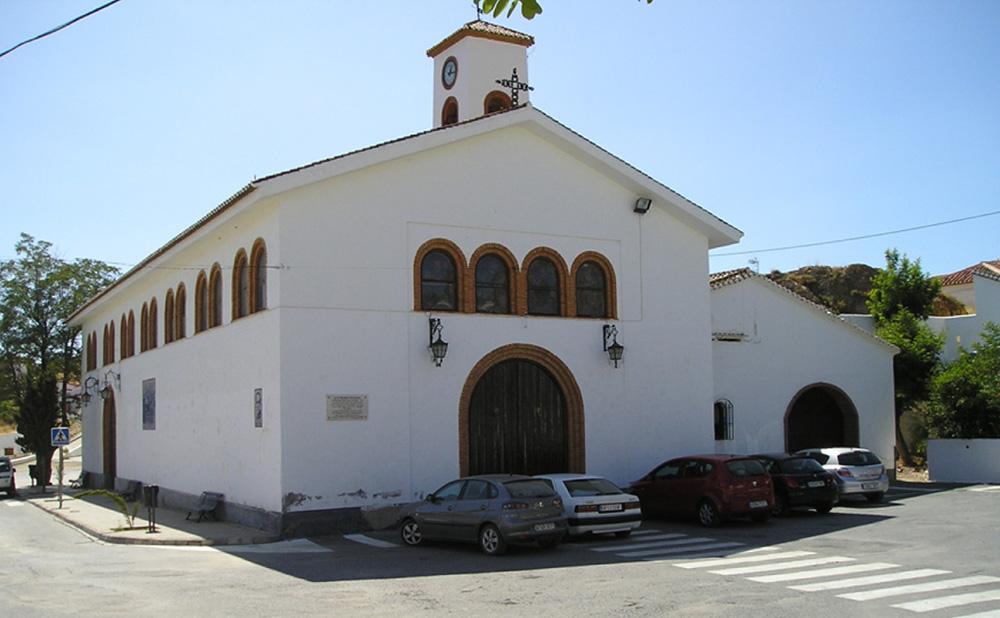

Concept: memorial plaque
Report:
left=326, top=395, right=368, bottom=421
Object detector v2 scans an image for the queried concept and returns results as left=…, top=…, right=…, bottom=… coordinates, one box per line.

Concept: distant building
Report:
left=930, top=260, right=1000, bottom=361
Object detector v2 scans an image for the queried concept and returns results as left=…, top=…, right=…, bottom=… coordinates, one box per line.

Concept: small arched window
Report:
left=442, top=97, right=458, bottom=126
left=250, top=239, right=267, bottom=313
left=527, top=257, right=560, bottom=316
left=107, top=321, right=115, bottom=364
left=127, top=311, right=135, bottom=357
left=209, top=264, right=223, bottom=328
left=175, top=283, right=186, bottom=340
left=140, top=303, right=149, bottom=352
left=195, top=271, right=208, bottom=333
left=86, top=332, right=97, bottom=371
left=575, top=261, right=607, bottom=318
left=233, top=250, right=249, bottom=320
left=164, top=289, right=175, bottom=344
left=120, top=314, right=128, bottom=359
left=102, top=324, right=109, bottom=366
left=475, top=254, right=510, bottom=314
left=421, top=249, right=459, bottom=311
left=714, top=399, right=734, bottom=441
left=483, top=90, right=512, bottom=115
left=148, top=297, right=158, bottom=349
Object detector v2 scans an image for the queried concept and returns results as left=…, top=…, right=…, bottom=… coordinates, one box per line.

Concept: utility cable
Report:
left=0, top=0, right=124, bottom=61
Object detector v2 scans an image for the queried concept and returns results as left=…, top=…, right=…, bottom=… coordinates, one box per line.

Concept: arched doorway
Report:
left=102, top=391, right=117, bottom=489
left=459, top=344, right=585, bottom=476
left=785, top=383, right=860, bottom=452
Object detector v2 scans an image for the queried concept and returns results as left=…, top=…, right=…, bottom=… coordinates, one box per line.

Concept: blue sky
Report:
left=2, top=1, right=998, bottom=278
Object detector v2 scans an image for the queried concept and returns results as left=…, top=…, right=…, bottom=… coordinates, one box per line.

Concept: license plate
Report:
left=862, top=482, right=880, bottom=490
left=598, top=503, right=623, bottom=513
left=749, top=500, right=768, bottom=509
left=807, top=481, right=825, bottom=488
left=534, top=522, right=556, bottom=532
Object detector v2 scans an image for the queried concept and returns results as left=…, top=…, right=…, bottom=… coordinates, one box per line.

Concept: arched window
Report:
left=175, top=283, right=186, bottom=340
left=120, top=314, right=128, bottom=359
left=140, top=303, right=149, bottom=352
left=107, top=321, right=115, bottom=364
left=233, top=249, right=249, bottom=320
left=442, top=97, right=458, bottom=126
left=102, top=324, right=110, bottom=366
left=714, top=399, right=734, bottom=441
left=421, top=250, right=459, bottom=311
left=475, top=254, right=510, bottom=313
left=148, top=297, right=158, bottom=349
left=127, top=311, right=135, bottom=357
left=86, top=332, right=97, bottom=371
left=209, top=264, right=223, bottom=328
left=164, top=289, right=175, bottom=344
left=483, top=90, right=512, bottom=115
left=527, top=257, right=560, bottom=316
left=250, top=239, right=267, bottom=313
left=575, top=261, right=607, bottom=318
left=195, top=271, right=208, bottom=333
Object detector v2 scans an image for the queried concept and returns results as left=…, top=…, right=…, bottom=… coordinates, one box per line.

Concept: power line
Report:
left=711, top=209, right=1000, bottom=257
left=0, top=0, right=124, bottom=61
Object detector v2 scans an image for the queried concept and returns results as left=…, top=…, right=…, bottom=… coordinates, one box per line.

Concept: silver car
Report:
left=0, top=456, right=15, bottom=498
left=398, top=475, right=568, bottom=555
left=795, top=447, right=890, bottom=503
left=535, top=473, right=642, bottom=537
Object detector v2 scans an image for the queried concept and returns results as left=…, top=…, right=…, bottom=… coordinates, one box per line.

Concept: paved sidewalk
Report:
left=17, top=485, right=280, bottom=546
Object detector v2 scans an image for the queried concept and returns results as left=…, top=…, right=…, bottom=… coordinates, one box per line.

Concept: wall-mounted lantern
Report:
left=429, top=318, right=448, bottom=367
left=100, top=370, right=121, bottom=401
left=80, top=376, right=100, bottom=405
left=603, top=324, right=624, bottom=368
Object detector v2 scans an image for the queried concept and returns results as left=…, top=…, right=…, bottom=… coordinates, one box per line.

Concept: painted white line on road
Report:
left=343, top=534, right=398, bottom=549
left=625, top=541, right=744, bottom=559
left=749, top=562, right=896, bottom=583
left=790, top=568, right=951, bottom=592
left=839, top=576, right=1000, bottom=601
left=3, top=501, right=25, bottom=507
left=966, top=485, right=1000, bottom=493
left=675, top=549, right=811, bottom=569
left=953, top=608, right=1000, bottom=618
left=893, top=589, right=1000, bottom=613
left=226, top=539, right=332, bottom=554
left=588, top=534, right=692, bottom=552
left=667, top=546, right=780, bottom=562
left=710, top=555, right=854, bottom=576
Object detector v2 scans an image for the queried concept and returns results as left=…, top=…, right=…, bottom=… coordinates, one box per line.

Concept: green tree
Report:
left=927, top=323, right=1000, bottom=439
left=475, top=0, right=653, bottom=21
left=0, top=234, right=118, bottom=488
left=867, top=249, right=943, bottom=467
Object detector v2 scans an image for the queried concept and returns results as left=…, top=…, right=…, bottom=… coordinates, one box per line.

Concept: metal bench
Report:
left=186, top=491, right=224, bottom=522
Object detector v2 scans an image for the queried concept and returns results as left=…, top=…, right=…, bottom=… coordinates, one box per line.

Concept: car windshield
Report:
left=778, top=457, right=825, bottom=474
left=726, top=459, right=767, bottom=477
left=0, top=461, right=9, bottom=472
left=504, top=479, right=556, bottom=498
left=838, top=451, right=881, bottom=466
left=563, top=478, right=622, bottom=497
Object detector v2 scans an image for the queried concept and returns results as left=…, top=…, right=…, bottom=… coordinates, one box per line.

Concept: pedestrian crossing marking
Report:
left=343, top=534, right=398, bottom=549
left=892, top=589, right=1000, bottom=613
left=710, top=555, right=855, bottom=576
left=966, top=485, right=1000, bottom=493
left=622, top=541, right=744, bottom=559
left=954, top=608, right=1000, bottom=618
left=676, top=550, right=815, bottom=569
left=790, top=568, right=951, bottom=592
left=588, top=533, right=689, bottom=552
left=749, top=562, right=897, bottom=583
left=839, top=576, right=1000, bottom=601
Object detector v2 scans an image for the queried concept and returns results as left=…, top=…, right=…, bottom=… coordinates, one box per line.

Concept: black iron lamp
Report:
left=429, top=318, right=448, bottom=367
left=603, top=324, right=624, bottom=368
left=80, top=376, right=100, bottom=405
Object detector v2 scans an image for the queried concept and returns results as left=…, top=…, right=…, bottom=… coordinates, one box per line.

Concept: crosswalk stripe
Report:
left=749, top=562, right=897, bottom=583
left=667, top=546, right=781, bottom=561
left=953, top=608, right=1000, bottom=618
left=710, top=556, right=855, bottom=576
left=790, top=569, right=952, bottom=592
left=675, top=550, right=814, bottom=569
left=589, top=535, right=706, bottom=553
left=892, top=589, right=1000, bottom=613
left=623, top=541, right=745, bottom=559
left=632, top=529, right=659, bottom=535
left=839, top=576, right=1000, bottom=601
left=342, top=534, right=398, bottom=549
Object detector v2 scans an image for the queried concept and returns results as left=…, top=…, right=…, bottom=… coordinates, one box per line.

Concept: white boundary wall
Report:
left=927, top=439, right=1000, bottom=483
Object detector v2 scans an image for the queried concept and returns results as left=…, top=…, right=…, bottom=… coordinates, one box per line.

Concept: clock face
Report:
left=442, top=57, right=458, bottom=89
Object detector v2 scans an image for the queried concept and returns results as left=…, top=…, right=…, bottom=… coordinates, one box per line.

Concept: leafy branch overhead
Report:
left=475, top=0, right=653, bottom=21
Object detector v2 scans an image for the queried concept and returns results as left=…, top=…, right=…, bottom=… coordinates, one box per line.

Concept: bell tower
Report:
left=426, top=21, right=535, bottom=128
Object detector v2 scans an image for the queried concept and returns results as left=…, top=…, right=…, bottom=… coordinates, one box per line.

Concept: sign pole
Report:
left=58, top=445, right=64, bottom=509
left=50, top=426, right=70, bottom=509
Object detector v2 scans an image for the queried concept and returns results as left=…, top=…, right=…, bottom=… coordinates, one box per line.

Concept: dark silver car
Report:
left=398, top=475, right=568, bottom=555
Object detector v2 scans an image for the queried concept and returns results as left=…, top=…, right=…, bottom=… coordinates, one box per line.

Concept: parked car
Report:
left=0, top=456, right=15, bottom=497
left=535, top=473, right=642, bottom=538
left=795, top=447, right=890, bottom=503
left=398, top=475, right=568, bottom=555
left=751, top=453, right=838, bottom=515
left=628, top=455, right=774, bottom=527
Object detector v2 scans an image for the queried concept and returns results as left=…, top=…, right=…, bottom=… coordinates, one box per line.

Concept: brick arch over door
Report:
left=459, top=344, right=585, bottom=476
left=784, top=382, right=860, bottom=452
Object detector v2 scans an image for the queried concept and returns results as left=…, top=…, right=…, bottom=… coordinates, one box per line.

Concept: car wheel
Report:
left=770, top=494, right=788, bottom=517
left=814, top=502, right=834, bottom=514
left=479, top=524, right=507, bottom=555
left=697, top=500, right=721, bottom=527
left=865, top=492, right=885, bottom=504
left=399, top=518, right=423, bottom=546
left=751, top=511, right=770, bottom=524
left=614, top=530, right=633, bottom=539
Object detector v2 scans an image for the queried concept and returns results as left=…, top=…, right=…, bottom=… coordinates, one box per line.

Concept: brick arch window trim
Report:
left=249, top=238, right=267, bottom=313
left=413, top=238, right=467, bottom=313
left=175, top=283, right=186, bottom=339
left=466, top=243, right=519, bottom=314
left=148, top=297, right=158, bottom=349
left=127, top=311, right=135, bottom=357
left=140, top=303, right=149, bottom=352
left=164, top=289, right=175, bottom=344
left=441, top=96, right=458, bottom=127
left=102, top=324, right=109, bottom=366
left=209, top=264, right=223, bottom=328
left=232, top=249, right=249, bottom=320
left=520, top=247, right=570, bottom=316
left=458, top=344, right=585, bottom=476
left=119, top=314, right=128, bottom=359
left=483, top=90, right=512, bottom=115
left=569, top=251, right=618, bottom=319
left=107, top=321, right=115, bottom=364
left=195, top=271, right=208, bottom=333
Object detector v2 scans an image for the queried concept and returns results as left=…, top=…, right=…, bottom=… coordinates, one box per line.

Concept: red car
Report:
left=629, top=455, right=774, bottom=526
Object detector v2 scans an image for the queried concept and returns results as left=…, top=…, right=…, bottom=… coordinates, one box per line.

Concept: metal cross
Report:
left=496, top=68, right=533, bottom=106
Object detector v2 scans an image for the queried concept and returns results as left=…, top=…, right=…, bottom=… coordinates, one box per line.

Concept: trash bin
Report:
left=142, top=484, right=160, bottom=533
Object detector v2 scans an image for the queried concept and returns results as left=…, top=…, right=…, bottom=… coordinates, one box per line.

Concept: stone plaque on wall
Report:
left=326, top=395, right=368, bottom=421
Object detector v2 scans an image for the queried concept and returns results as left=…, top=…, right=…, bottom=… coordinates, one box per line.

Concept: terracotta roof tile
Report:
left=938, top=260, right=1000, bottom=286
left=427, top=20, right=534, bottom=57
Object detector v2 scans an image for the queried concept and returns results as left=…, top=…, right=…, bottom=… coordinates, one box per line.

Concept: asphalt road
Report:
left=1, top=484, right=998, bottom=617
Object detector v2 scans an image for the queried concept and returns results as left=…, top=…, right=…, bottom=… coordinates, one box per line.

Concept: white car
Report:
left=795, top=447, right=890, bottom=503
left=0, top=456, right=15, bottom=498
left=535, top=473, right=642, bottom=537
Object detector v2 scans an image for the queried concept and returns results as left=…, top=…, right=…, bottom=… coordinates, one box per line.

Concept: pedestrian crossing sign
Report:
left=50, top=427, right=70, bottom=446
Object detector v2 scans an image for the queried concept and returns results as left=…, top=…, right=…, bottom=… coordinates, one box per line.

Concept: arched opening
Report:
left=102, top=390, right=117, bottom=489
left=785, top=383, right=860, bottom=452
left=483, top=90, right=512, bottom=114
left=460, top=344, right=584, bottom=476
left=441, top=97, right=458, bottom=126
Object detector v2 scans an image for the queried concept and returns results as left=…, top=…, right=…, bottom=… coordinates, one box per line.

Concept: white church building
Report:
left=70, top=21, right=896, bottom=535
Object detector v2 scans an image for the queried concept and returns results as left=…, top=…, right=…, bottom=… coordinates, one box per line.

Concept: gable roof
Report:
left=710, top=268, right=898, bottom=353
left=938, top=260, right=1000, bottom=286
left=70, top=104, right=741, bottom=324
left=426, top=20, right=534, bottom=58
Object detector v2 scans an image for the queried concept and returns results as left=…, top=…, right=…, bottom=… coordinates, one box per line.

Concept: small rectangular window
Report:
left=714, top=400, right=734, bottom=441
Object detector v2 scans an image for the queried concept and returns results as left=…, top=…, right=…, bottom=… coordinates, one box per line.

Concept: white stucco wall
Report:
left=928, top=439, right=1000, bottom=483
left=431, top=35, right=529, bottom=127
left=928, top=275, right=1000, bottom=362
left=711, top=278, right=896, bottom=466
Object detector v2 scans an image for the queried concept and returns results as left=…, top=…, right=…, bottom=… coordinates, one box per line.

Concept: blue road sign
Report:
left=50, top=427, right=70, bottom=446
